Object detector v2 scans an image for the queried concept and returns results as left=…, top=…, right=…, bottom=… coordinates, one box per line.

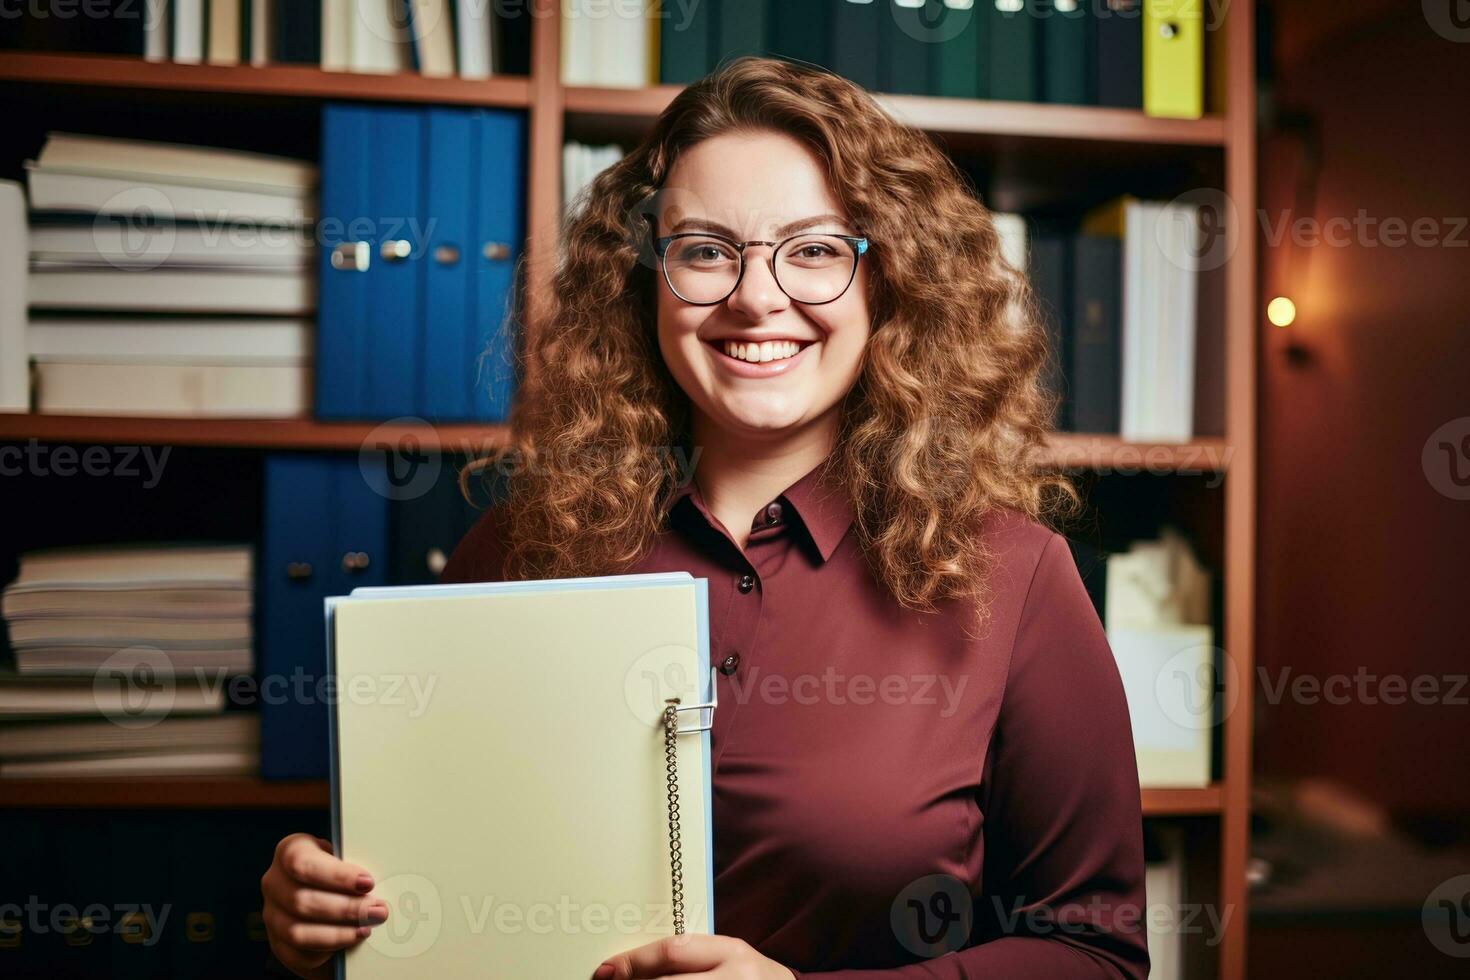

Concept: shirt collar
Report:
left=670, top=453, right=854, bottom=563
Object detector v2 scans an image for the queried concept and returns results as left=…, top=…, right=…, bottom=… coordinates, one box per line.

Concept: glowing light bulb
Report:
left=1267, top=296, right=1297, bottom=328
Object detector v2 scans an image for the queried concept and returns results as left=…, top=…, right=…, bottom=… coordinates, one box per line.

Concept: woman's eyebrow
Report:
left=669, top=213, right=855, bottom=238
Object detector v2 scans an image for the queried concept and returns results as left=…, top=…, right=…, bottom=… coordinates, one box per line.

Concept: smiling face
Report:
left=654, top=129, right=872, bottom=444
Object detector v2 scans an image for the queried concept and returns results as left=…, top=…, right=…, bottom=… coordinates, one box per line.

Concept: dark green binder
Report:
left=934, top=0, right=989, bottom=98
left=830, top=0, right=882, bottom=90
left=660, top=0, right=715, bottom=83
left=988, top=0, right=1039, bottom=102
left=770, top=0, right=830, bottom=69
left=1041, top=0, right=1096, bottom=104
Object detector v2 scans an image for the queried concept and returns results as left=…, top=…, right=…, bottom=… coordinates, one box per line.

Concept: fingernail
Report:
left=356, top=925, right=372, bottom=939
left=364, top=904, right=389, bottom=925
left=593, top=964, right=615, bottom=980
left=355, top=874, right=374, bottom=893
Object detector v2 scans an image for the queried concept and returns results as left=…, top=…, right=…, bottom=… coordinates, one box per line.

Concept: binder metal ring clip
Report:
left=673, top=666, right=719, bottom=734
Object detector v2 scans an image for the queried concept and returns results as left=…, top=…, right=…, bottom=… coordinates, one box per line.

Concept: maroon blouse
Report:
left=440, top=454, right=1150, bottom=978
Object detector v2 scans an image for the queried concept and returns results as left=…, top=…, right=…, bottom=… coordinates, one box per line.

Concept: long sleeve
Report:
left=789, top=533, right=1150, bottom=979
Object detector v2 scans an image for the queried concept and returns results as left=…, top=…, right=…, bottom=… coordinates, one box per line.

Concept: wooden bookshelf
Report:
left=1, top=4, right=1259, bottom=977
left=0, top=51, right=533, bottom=108
left=0, top=778, right=1226, bottom=815
left=0, top=413, right=512, bottom=453
left=0, top=414, right=1228, bottom=472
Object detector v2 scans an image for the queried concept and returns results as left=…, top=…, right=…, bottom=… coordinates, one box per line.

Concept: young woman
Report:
left=261, top=57, right=1149, bottom=979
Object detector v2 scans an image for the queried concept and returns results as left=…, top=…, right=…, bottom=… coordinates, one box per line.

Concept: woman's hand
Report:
left=260, top=833, right=389, bottom=980
left=593, top=934, right=796, bottom=980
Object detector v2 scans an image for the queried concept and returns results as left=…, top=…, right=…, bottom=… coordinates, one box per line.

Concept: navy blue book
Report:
left=1069, top=233, right=1122, bottom=434
left=830, top=0, right=882, bottom=90
left=1029, top=231, right=1072, bottom=429
left=259, top=454, right=389, bottom=780
left=1094, top=0, right=1143, bottom=108
left=388, top=455, right=503, bottom=586
left=275, top=0, right=321, bottom=64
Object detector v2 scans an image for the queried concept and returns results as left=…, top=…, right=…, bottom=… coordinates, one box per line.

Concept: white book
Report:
left=350, top=0, right=412, bottom=73
left=0, top=749, right=258, bottom=778
left=33, top=361, right=311, bottom=418
left=144, top=0, right=171, bottom=62
left=173, top=0, right=205, bottom=63
left=8, top=617, right=252, bottom=645
left=251, top=0, right=273, bottom=65
left=1144, top=825, right=1185, bottom=980
left=322, top=0, right=351, bottom=71
left=28, top=267, right=315, bottom=315
left=208, top=0, right=242, bottom=65
left=992, top=212, right=1029, bottom=272
left=33, top=132, right=317, bottom=193
left=0, top=180, right=26, bottom=412
left=595, top=0, right=651, bottom=87
left=29, top=317, right=313, bottom=364
left=31, top=219, right=314, bottom=270
left=409, top=0, right=456, bottom=76
left=26, top=168, right=316, bottom=228
left=1121, top=201, right=1200, bottom=442
left=561, top=0, right=593, bottom=84
left=8, top=543, right=253, bottom=590
left=455, top=0, right=493, bottom=77
left=0, top=713, right=258, bottom=760
left=0, top=673, right=229, bottom=721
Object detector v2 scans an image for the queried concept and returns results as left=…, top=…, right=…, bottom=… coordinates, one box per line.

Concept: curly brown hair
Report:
left=466, top=55, right=1073, bottom=618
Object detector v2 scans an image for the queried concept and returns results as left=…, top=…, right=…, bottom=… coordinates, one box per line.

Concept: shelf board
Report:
left=0, top=778, right=1224, bottom=813
left=0, top=416, right=1229, bottom=473
left=0, top=52, right=533, bottom=109
left=0, top=414, right=512, bottom=452
left=565, top=84, right=1226, bottom=149
left=0, top=777, right=329, bottom=809
left=1037, top=434, right=1232, bottom=474
left=1142, top=784, right=1226, bottom=816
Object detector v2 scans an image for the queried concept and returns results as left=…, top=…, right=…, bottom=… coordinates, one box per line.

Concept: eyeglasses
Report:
left=650, top=228, right=870, bottom=306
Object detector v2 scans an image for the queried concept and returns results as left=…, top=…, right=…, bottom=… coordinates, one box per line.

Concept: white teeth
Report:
left=721, top=340, right=802, bottom=363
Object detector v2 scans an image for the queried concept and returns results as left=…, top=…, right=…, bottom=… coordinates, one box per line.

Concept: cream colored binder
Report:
left=327, top=573, right=715, bottom=978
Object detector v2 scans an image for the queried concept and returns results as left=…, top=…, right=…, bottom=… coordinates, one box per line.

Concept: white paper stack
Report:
left=22, top=132, right=317, bottom=415
left=1105, top=528, right=1214, bottom=787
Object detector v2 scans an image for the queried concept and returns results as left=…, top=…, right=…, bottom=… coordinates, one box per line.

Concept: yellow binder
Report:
left=327, top=573, right=715, bottom=978
left=1143, top=0, right=1205, bottom=119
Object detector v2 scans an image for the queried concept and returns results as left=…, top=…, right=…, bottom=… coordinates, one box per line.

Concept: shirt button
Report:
left=764, top=501, right=783, bottom=526
left=719, top=654, right=740, bottom=676
left=737, top=573, right=755, bottom=593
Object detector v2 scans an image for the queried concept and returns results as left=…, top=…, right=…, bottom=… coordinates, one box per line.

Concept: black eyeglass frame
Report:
left=649, top=228, right=871, bottom=307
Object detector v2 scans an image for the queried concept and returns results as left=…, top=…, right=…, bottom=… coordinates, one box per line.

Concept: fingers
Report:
left=275, top=833, right=375, bottom=893
left=600, top=934, right=730, bottom=979
left=263, top=900, right=370, bottom=951
left=261, top=878, right=389, bottom=927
